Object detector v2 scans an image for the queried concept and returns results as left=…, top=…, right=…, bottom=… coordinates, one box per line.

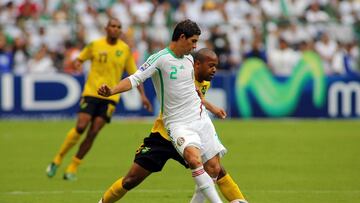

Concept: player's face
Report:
left=200, top=55, right=218, bottom=81
left=182, top=35, right=199, bottom=55
left=106, top=20, right=122, bottom=39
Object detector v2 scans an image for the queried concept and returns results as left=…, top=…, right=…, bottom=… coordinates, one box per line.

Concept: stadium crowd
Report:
left=0, top=0, right=360, bottom=76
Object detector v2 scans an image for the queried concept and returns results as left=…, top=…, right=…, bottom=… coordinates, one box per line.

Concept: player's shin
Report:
left=53, top=128, right=81, bottom=165
left=217, top=173, right=246, bottom=202
left=191, top=166, right=223, bottom=203
left=102, top=177, right=128, bottom=203
left=65, top=156, right=82, bottom=174
left=190, top=185, right=206, bottom=203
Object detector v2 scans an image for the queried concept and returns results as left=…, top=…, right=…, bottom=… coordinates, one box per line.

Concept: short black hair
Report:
left=107, top=17, right=121, bottom=27
left=193, top=48, right=216, bottom=63
left=172, top=19, right=201, bottom=41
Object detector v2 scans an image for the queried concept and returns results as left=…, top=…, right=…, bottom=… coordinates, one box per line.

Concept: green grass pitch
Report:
left=0, top=119, right=359, bottom=203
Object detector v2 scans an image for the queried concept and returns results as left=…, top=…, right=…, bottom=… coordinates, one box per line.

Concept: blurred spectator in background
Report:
left=0, top=31, right=13, bottom=73
left=130, top=0, right=154, bottom=25
left=305, top=2, right=330, bottom=23
left=315, top=32, right=338, bottom=75
left=27, top=44, right=56, bottom=73
left=208, top=24, right=231, bottom=70
left=286, top=0, right=309, bottom=19
left=12, top=36, right=29, bottom=75
left=77, top=1, right=102, bottom=43
left=333, top=41, right=360, bottom=76
left=261, top=0, right=282, bottom=20
left=28, top=26, right=49, bottom=55
left=199, top=0, right=226, bottom=27
left=18, top=0, right=40, bottom=20
left=107, top=0, right=132, bottom=30
left=175, top=0, right=202, bottom=23
left=0, top=0, right=359, bottom=76
left=281, top=22, right=310, bottom=48
left=62, top=40, right=81, bottom=75
left=244, top=35, right=267, bottom=63
left=338, top=0, right=356, bottom=25
left=268, top=37, right=300, bottom=76
left=0, top=1, right=17, bottom=25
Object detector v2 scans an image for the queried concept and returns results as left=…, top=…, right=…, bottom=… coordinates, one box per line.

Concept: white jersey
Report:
left=128, top=47, right=204, bottom=126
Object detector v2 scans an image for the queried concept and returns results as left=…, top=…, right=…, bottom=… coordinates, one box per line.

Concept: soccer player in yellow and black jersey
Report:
left=46, top=18, right=152, bottom=181
left=99, top=48, right=248, bottom=203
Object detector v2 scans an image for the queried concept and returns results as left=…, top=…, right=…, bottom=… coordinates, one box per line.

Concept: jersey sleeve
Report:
left=77, top=42, right=93, bottom=61
left=128, top=55, right=161, bottom=88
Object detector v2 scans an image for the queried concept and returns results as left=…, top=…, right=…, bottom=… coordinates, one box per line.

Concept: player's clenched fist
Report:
left=98, top=84, right=112, bottom=97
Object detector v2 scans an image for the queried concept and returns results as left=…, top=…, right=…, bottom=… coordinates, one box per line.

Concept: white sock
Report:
left=191, top=166, right=223, bottom=203
left=190, top=185, right=205, bottom=203
left=189, top=177, right=218, bottom=203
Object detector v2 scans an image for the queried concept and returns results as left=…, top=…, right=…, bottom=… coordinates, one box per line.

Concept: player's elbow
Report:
left=128, top=75, right=143, bottom=89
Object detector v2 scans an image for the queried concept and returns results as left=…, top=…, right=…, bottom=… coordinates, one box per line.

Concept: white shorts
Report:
left=167, top=115, right=227, bottom=163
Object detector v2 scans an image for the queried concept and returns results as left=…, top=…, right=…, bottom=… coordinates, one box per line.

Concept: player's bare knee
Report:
left=183, top=152, right=202, bottom=168
left=183, top=146, right=202, bottom=169
left=185, top=156, right=202, bottom=169
left=204, top=163, right=221, bottom=178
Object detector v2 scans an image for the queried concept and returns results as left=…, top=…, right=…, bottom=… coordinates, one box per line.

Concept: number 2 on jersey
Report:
left=170, top=66, right=177, bottom=79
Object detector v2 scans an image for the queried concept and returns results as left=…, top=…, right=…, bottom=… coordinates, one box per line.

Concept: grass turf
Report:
left=0, top=119, right=359, bottom=203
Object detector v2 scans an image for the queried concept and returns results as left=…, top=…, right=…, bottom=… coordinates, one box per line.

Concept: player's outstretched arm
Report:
left=98, top=78, right=132, bottom=97
left=196, top=87, right=226, bottom=119
left=202, top=99, right=227, bottom=119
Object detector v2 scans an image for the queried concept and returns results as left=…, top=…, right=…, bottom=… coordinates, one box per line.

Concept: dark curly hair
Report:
left=171, top=19, right=201, bottom=41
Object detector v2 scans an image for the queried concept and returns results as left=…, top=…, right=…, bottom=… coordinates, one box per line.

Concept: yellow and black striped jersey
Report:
left=79, top=37, right=137, bottom=103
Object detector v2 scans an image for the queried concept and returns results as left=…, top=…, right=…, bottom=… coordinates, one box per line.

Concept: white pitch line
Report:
left=2, top=189, right=360, bottom=196
left=252, top=190, right=360, bottom=194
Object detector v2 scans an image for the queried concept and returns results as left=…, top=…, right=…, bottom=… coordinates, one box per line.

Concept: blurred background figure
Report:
left=62, top=40, right=82, bottom=75
left=27, top=44, right=56, bottom=73
left=268, top=37, right=300, bottom=76
left=315, top=32, right=338, bottom=75
left=243, top=34, right=267, bottom=63
left=12, top=36, right=29, bottom=75
left=0, top=31, right=13, bottom=73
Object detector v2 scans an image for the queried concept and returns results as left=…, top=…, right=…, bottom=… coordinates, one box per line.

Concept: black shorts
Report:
left=134, top=132, right=188, bottom=172
left=78, top=96, right=116, bottom=123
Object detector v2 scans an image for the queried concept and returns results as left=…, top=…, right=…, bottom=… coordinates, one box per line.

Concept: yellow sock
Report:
left=102, top=177, right=128, bottom=203
left=217, top=173, right=246, bottom=201
left=65, top=156, right=82, bottom=174
left=53, top=128, right=81, bottom=165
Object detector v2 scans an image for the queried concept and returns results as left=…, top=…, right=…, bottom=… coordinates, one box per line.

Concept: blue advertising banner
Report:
left=1, top=54, right=360, bottom=119
left=230, top=52, right=360, bottom=118
left=211, top=73, right=360, bottom=118
left=0, top=73, right=156, bottom=118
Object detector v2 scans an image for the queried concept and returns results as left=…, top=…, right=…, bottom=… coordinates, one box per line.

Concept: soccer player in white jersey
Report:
left=97, top=48, right=248, bottom=203
left=98, top=19, right=225, bottom=203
